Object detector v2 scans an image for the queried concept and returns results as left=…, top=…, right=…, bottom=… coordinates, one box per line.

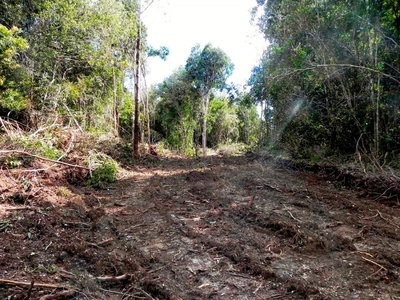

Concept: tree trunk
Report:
left=144, top=91, right=151, bottom=147
left=133, top=26, right=140, bottom=158
left=201, top=94, right=210, bottom=156
left=112, top=62, right=118, bottom=136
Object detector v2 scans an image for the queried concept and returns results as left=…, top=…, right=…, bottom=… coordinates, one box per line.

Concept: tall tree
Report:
left=122, top=0, right=158, bottom=157
left=185, top=44, right=233, bottom=156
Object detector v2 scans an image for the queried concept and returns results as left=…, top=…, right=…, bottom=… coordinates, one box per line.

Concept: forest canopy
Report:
left=1, top=0, right=400, bottom=167
left=250, top=0, right=400, bottom=166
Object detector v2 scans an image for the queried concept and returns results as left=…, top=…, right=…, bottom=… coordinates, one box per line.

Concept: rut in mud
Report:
left=0, top=154, right=400, bottom=299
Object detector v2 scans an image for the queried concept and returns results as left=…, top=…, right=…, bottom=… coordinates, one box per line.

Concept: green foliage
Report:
left=118, top=90, right=134, bottom=138
left=0, top=132, right=62, bottom=161
left=185, top=44, right=234, bottom=155
left=57, top=186, right=72, bottom=197
left=208, top=98, right=239, bottom=146
left=21, top=135, right=63, bottom=160
left=0, top=24, right=29, bottom=112
left=4, top=155, right=22, bottom=169
left=236, top=99, right=260, bottom=147
left=185, top=44, right=234, bottom=96
left=0, top=0, right=141, bottom=136
left=153, top=68, right=200, bottom=155
left=251, top=0, right=400, bottom=162
left=87, top=151, right=118, bottom=189
left=147, top=45, right=169, bottom=61
left=0, top=0, right=48, bottom=30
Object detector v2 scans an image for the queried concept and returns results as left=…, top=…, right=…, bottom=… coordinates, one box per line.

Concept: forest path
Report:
left=1, top=154, right=399, bottom=299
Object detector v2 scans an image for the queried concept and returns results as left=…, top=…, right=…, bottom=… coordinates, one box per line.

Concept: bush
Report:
left=87, top=151, right=118, bottom=189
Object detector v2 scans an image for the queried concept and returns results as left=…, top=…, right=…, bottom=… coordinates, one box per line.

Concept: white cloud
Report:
left=142, top=0, right=266, bottom=86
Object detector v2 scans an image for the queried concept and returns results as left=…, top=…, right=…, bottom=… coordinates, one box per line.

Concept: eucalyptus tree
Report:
left=185, top=44, right=233, bottom=156
left=121, top=0, right=163, bottom=157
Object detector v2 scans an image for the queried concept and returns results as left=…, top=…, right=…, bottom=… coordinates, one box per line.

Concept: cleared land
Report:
left=1, top=153, right=399, bottom=299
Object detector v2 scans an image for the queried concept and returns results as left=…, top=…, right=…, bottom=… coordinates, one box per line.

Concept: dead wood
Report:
left=0, top=150, right=90, bottom=170
left=24, top=280, right=34, bottom=300
left=78, top=237, right=114, bottom=248
left=96, top=273, right=133, bottom=282
left=361, top=256, right=388, bottom=271
left=0, top=279, right=67, bottom=289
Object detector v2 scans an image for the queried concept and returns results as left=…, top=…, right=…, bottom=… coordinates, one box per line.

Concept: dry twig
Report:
left=4, top=206, right=34, bottom=211
left=377, top=210, right=400, bottom=229
left=264, top=183, right=283, bottom=192
left=24, top=280, right=34, bottom=300
left=361, top=256, right=387, bottom=271
left=0, top=150, right=89, bottom=170
left=96, top=274, right=133, bottom=282
left=282, top=204, right=303, bottom=223
left=0, top=279, right=67, bottom=289
left=351, top=251, right=374, bottom=257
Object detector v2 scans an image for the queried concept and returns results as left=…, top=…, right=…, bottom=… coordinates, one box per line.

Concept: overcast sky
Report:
left=142, top=0, right=266, bottom=86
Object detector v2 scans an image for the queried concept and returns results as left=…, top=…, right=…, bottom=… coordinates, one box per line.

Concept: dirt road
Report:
left=1, top=154, right=399, bottom=299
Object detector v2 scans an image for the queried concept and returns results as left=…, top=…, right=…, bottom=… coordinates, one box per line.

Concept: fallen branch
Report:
left=25, top=280, right=34, bottom=300
left=62, top=104, right=84, bottom=134
left=4, top=206, right=34, bottom=211
left=0, top=279, right=67, bottom=289
left=96, top=238, right=114, bottom=247
left=78, top=237, right=114, bottom=248
left=374, top=185, right=395, bottom=201
left=283, top=204, right=303, bottom=223
left=361, top=256, right=387, bottom=271
left=96, top=274, right=133, bottom=282
left=136, top=287, right=156, bottom=300
left=0, top=150, right=89, bottom=170
left=377, top=210, right=400, bottom=229
left=351, top=251, right=374, bottom=258
left=253, top=282, right=263, bottom=294
left=148, top=263, right=172, bottom=274
left=362, top=213, right=378, bottom=220
left=264, top=183, right=283, bottom=192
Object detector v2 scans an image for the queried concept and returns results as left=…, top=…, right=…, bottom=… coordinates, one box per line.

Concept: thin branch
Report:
left=272, top=64, right=400, bottom=84
left=0, top=279, right=67, bottom=289
left=63, top=104, right=84, bottom=133
left=0, top=150, right=89, bottom=170
left=32, top=116, right=59, bottom=136
left=361, top=256, right=387, bottom=271
left=24, top=280, right=34, bottom=300
left=96, top=274, right=133, bottom=282
left=283, top=204, right=303, bottom=223
left=140, top=0, right=155, bottom=15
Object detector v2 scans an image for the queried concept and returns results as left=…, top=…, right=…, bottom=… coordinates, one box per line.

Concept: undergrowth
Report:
left=86, top=150, right=118, bottom=189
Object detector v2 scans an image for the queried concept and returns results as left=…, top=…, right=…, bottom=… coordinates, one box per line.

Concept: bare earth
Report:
left=1, top=153, right=400, bottom=299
